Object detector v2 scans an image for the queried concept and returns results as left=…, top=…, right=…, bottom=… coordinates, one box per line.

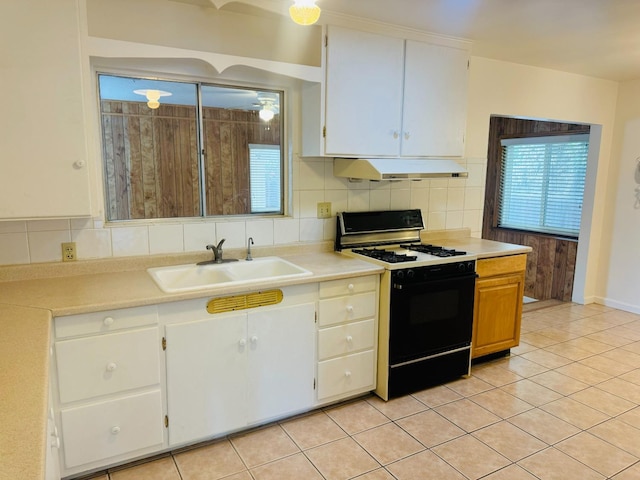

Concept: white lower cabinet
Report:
left=162, top=285, right=317, bottom=447
left=316, top=276, right=379, bottom=404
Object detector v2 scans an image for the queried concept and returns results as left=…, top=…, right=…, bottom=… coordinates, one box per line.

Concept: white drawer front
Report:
left=55, top=328, right=161, bottom=404
left=319, top=275, right=377, bottom=298
left=60, top=390, right=163, bottom=468
left=55, top=305, right=158, bottom=339
left=318, top=292, right=376, bottom=327
left=317, top=350, right=375, bottom=400
left=318, top=319, right=375, bottom=360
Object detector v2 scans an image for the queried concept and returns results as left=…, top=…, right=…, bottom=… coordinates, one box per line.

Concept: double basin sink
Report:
left=148, top=256, right=312, bottom=293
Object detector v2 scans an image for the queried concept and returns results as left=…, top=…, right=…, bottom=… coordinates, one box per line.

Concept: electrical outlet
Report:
left=317, top=202, right=332, bottom=219
left=62, top=242, right=77, bottom=262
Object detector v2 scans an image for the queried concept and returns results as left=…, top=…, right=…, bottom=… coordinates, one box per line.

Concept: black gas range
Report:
left=336, top=209, right=477, bottom=400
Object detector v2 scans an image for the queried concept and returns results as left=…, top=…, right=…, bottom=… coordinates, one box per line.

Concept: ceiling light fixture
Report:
left=289, top=0, right=321, bottom=26
left=259, top=104, right=275, bottom=122
left=133, top=89, right=172, bottom=109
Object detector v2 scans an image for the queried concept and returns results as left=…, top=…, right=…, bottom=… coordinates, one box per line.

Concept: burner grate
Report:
left=352, top=248, right=417, bottom=263
left=400, top=244, right=467, bottom=257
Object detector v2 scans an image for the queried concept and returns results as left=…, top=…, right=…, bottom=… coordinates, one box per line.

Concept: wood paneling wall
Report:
left=483, top=116, right=589, bottom=301
left=101, top=101, right=280, bottom=220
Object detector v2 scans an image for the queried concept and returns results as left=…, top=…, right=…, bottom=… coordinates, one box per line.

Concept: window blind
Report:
left=498, top=134, right=589, bottom=237
left=249, top=144, right=282, bottom=213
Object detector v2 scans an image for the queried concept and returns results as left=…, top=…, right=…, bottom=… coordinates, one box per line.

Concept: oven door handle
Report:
left=392, top=272, right=477, bottom=290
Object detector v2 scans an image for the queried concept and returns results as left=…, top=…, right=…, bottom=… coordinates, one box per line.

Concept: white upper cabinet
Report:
left=0, top=0, right=92, bottom=219
left=303, top=25, right=469, bottom=158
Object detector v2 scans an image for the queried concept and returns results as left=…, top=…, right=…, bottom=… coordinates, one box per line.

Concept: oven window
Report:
left=410, top=290, right=460, bottom=325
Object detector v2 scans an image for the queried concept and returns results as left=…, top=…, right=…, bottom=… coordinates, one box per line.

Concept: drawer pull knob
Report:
left=344, top=371, right=352, bottom=378
left=111, top=426, right=121, bottom=435
left=347, top=283, right=354, bottom=291
left=250, top=335, right=259, bottom=344
left=106, top=362, right=117, bottom=372
left=239, top=338, right=247, bottom=347
left=103, top=317, right=114, bottom=326
left=346, top=305, right=354, bottom=313
left=346, top=335, right=353, bottom=343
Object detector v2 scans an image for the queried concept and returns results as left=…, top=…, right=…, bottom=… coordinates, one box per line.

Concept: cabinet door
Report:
left=0, top=0, right=91, bottom=218
left=165, top=312, right=247, bottom=446
left=402, top=40, right=469, bottom=157
left=325, top=26, right=404, bottom=156
left=247, top=303, right=315, bottom=424
left=472, top=273, right=524, bottom=358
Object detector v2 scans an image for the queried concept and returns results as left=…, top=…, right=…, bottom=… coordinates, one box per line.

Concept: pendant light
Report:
left=133, top=89, right=172, bottom=109
left=289, top=0, right=321, bottom=26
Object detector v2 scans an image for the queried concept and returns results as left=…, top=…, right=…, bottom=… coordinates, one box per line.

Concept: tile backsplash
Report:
left=0, top=157, right=486, bottom=266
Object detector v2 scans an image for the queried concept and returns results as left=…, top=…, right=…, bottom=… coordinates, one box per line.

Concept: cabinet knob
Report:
left=404, top=131, right=411, bottom=140
left=393, top=131, right=399, bottom=139
left=73, top=160, right=86, bottom=169
left=111, top=426, right=121, bottom=435
left=347, top=283, right=354, bottom=292
left=106, top=362, right=117, bottom=372
left=344, top=371, right=352, bottom=378
left=103, top=317, right=114, bottom=326
left=239, top=338, right=247, bottom=347
left=250, top=335, right=259, bottom=344
left=346, top=305, right=354, bottom=314
left=346, top=335, right=353, bottom=343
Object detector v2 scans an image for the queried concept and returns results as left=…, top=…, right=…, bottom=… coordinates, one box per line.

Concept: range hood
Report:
left=334, top=158, right=468, bottom=180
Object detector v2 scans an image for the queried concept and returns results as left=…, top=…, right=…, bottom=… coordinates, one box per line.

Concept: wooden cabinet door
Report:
left=165, top=312, right=247, bottom=446
left=0, top=0, right=91, bottom=218
left=246, top=303, right=315, bottom=424
left=472, top=273, right=525, bottom=358
left=402, top=40, right=469, bottom=157
left=325, top=26, right=404, bottom=156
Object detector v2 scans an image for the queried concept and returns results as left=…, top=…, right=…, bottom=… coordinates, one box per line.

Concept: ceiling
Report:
left=190, top=0, right=640, bottom=82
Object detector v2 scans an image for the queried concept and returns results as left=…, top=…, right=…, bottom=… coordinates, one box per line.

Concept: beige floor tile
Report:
left=529, top=370, right=589, bottom=395
left=617, top=406, right=640, bottom=429
left=555, top=432, right=638, bottom=477
left=564, top=337, right=614, bottom=354
left=585, top=330, right=633, bottom=347
left=410, top=384, right=462, bottom=407
left=499, top=378, right=563, bottom=406
left=569, top=387, right=636, bottom=416
left=482, top=464, right=540, bottom=480
left=611, top=462, right=640, bottom=479
left=518, top=447, right=604, bottom=480
left=435, top=398, right=501, bottom=432
left=540, top=397, right=610, bottom=430
left=396, top=410, right=465, bottom=448
left=620, top=341, right=640, bottom=355
left=589, top=419, right=640, bottom=457
left=600, top=348, right=640, bottom=368
left=521, top=349, right=573, bottom=369
left=555, top=362, right=612, bottom=384
left=607, top=326, right=640, bottom=342
left=519, top=332, right=560, bottom=348
left=471, top=362, right=523, bottom=387
left=109, top=457, right=180, bottom=480
left=579, top=354, right=636, bottom=376
left=366, top=394, right=427, bottom=420
left=250, top=453, right=323, bottom=480
left=325, top=399, right=389, bottom=435
left=509, top=341, right=539, bottom=355
left=509, top=408, right=580, bottom=444
left=500, top=355, right=550, bottom=378
left=386, top=450, right=466, bottom=480
left=280, top=412, right=346, bottom=450
left=473, top=421, right=546, bottom=462
left=597, top=377, right=640, bottom=404
left=305, top=437, right=380, bottom=480
left=619, top=368, right=640, bottom=385
left=431, top=434, right=510, bottom=479
left=350, top=468, right=395, bottom=479
left=470, top=388, right=534, bottom=418
left=445, top=375, right=494, bottom=397
left=219, top=473, right=252, bottom=480
left=230, top=425, right=300, bottom=468
left=174, top=441, right=246, bottom=480
left=542, top=342, right=594, bottom=361
left=353, top=423, right=424, bottom=465
left=533, top=327, right=580, bottom=342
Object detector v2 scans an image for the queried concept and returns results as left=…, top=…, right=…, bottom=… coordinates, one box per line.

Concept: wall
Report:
left=598, top=79, right=640, bottom=313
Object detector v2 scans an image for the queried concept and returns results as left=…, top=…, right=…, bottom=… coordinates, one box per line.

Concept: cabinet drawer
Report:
left=55, top=327, right=161, bottom=403
left=60, top=390, right=163, bottom=469
left=55, top=305, right=158, bottom=339
left=318, top=319, right=375, bottom=360
left=319, top=275, right=377, bottom=298
left=318, top=292, right=376, bottom=327
left=476, top=254, right=527, bottom=278
left=317, top=350, right=375, bottom=400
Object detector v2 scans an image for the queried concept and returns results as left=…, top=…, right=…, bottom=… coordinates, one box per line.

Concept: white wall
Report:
left=598, top=79, right=640, bottom=313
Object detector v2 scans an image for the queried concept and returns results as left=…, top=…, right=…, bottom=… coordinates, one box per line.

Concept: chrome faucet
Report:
left=246, top=237, right=254, bottom=261
left=197, top=238, right=238, bottom=265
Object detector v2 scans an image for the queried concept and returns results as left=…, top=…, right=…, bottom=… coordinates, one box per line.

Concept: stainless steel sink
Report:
left=147, top=256, right=312, bottom=293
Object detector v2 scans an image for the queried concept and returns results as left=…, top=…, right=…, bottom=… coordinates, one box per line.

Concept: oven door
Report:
left=389, top=272, right=476, bottom=365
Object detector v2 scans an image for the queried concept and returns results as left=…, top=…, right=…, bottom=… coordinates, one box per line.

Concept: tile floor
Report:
left=85, top=302, right=640, bottom=480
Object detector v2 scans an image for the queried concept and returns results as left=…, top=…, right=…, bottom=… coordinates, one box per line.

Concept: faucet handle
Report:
left=216, top=238, right=226, bottom=249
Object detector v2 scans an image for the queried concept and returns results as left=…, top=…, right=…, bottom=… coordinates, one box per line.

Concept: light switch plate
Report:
left=317, top=202, right=332, bottom=219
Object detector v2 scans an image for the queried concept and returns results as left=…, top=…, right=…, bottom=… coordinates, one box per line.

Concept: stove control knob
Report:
left=467, top=262, right=475, bottom=272
left=458, top=263, right=466, bottom=272
left=396, top=271, right=405, bottom=279
left=406, top=269, right=415, bottom=279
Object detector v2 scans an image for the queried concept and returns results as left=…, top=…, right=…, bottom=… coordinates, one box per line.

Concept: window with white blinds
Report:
left=249, top=144, right=282, bottom=213
left=498, top=134, right=589, bottom=238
